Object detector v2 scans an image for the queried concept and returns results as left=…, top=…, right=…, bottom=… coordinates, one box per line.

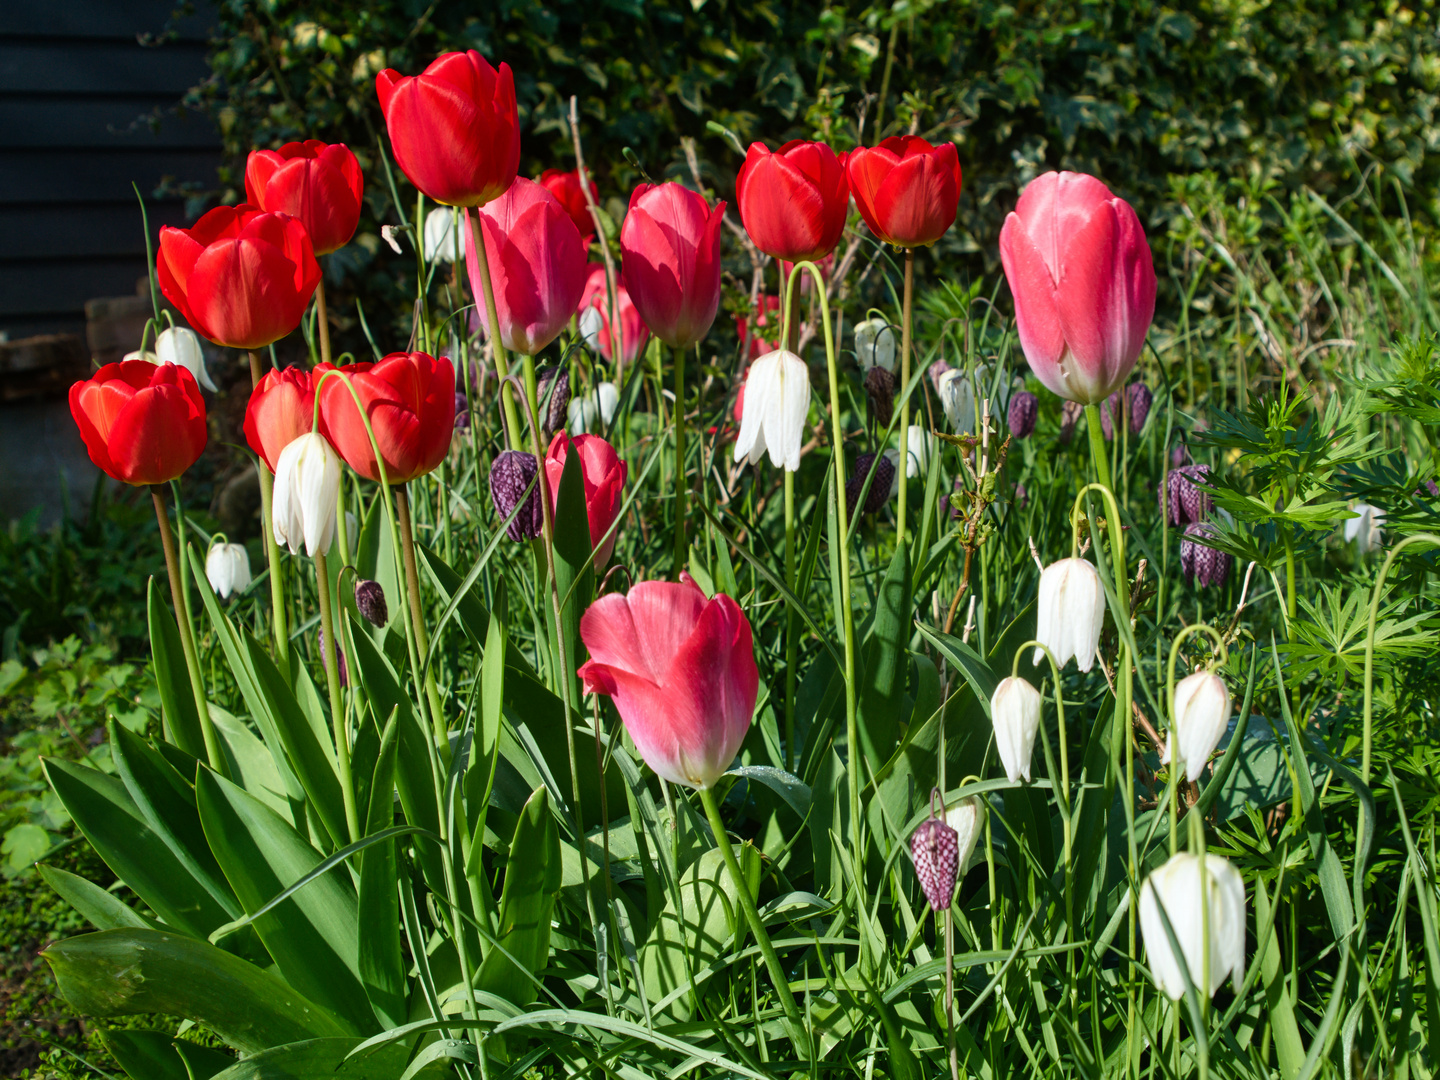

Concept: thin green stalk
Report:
left=395, top=484, right=446, bottom=740
left=466, top=209, right=522, bottom=447
left=315, top=277, right=333, bottom=366
left=698, top=786, right=811, bottom=1059
left=313, top=550, right=359, bottom=843
left=1083, top=402, right=1114, bottom=493
left=1283, top=531, right=1298, bottom=641
left=897, top=247, right=915, bottom=548
left=249, top=350, right=291, bottom=679
left=672, top=343, right=687, bottom=578
left=784, top=470, right=797, bottom=773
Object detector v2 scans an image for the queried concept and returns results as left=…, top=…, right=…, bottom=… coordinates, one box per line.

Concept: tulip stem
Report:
left=697, top=785, right=811, bottom=1060
left=897, top=247, right=915, bottom=548
left=783, top=469, right=797, bottom=773
left=151, top=486, right=222, bottom=773
left=314, top=550, right=360, bottom=843
left=672, top=344, right=688, bottom=579
left=1083, top=403, right=1113, bottom=494
left=395, top=484, right=446, bottom=741
left=250, top=351, right=292, bottom=680
left=315, top=278, right=333, bottom=366
left=467, top=209, right=523, bottom=449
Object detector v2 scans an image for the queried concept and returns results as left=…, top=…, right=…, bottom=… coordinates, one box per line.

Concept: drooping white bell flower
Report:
left=1138, top=851, right=1246, bottom=1001
left=854, top=317, right=897, bottom=373
left=900, top=424, right=932, bottom=479
left=578, top=305, right=606, bottom=353
left=1034, top=558, right=1106, bottom=672
left=423, top=206, right=461, bottom=264
left=937, top=364, right=1014, bottom=435
left=156, top=327, right=216, bottom=392
left=205, top=542, right=252, bottom=599
left=1165, top=671, right=1231, bottom=783
left=1343, top=503, right=1384, bottom=553
left=567, top=382, right=619, bottom=434
left=272, top=433, right=342, bottom=557
left=990, top=676, right=1043, bottom=782
left=944, top=795, right=985, bottom=875
left=733, top=349, right=809, bottom=472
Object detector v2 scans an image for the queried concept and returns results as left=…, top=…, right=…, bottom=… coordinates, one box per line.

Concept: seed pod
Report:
left=846, top=452, right=894, bottom=519
left=354, top=579, right=389, bottom=627
left=1179, top=521, right=1232, bottom=588
left=864, top=365, right=895, bottom=429
left=1008, top=390, right=1039, bottom=438
left=1058, top=399, right=1083, bottom=446
left=909, top=816, right=959, bottom=911
left=537, top=366, right=570, bottom=433
left=1165, top=464, right=1213, bottom=526
left=489, top=450, right=544, bottom=540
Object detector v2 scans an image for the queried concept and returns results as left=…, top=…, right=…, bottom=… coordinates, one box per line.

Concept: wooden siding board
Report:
left=0, top=98, right=219, bottom=148
left=0, top=202, right=195, bottom=260
left=0, top=2, right=214, bottom=41
left=0, top=40, right=210, bottom=94
left=0, top=149, right=223, bottom=202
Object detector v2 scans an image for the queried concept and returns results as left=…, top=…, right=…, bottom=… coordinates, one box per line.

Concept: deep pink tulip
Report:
left=736, top=140, right=849, bottom=262
left=845, top=136, right=962, bottom=249
left=463, top=178, right=587, bottom=356
left=545, top=430, right=627, bottom=570
left=998, top=171, right=1156, bottom=405
left=578, top=264, right=649, bottom=365
left=375, top=51, right=519, bottom=208
left=578, top=575, right=758, bottom=789
left=619, top=183, right=725, bottom=350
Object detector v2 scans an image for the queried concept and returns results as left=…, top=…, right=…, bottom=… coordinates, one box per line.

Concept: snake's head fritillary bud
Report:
left=354, top=579, right=389, bottom=627
left=864, top=365, right=896, bottom=429
left=317, top=628, right=349, bottom=687
left=909, top=816, right=959, bottom=911
left=1139, top=852, right=1247, bottom=1001
left=990, top=676, right=1043, bottom=782
left=1171, top=440, right=1190, bottom=468
left=1166, top=670, right=1231, bottom=783
left=1165, top=464, right=1213, bottom=526
left=847, top=452, right=895, bottom=519
left=1058, top=399, right=1083, bottom=446
left=489, top=450, right=544, bottom=540
left=1127, top=383, right=1153, bottom=433
left=1034, top=558, right=1106, bottom=672
left=537, top=366, right=571, bottom=433
left=855, top=317, right=897, bottom=373
left=1008, top=390, right=1039, bottom=438
left=205, top=542, right=252, bottom=600
left=1180, top=522, right=1232, bottom=588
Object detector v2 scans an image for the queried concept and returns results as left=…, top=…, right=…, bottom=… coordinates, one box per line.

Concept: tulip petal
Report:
left=999, top=213, right=1072, bottom=399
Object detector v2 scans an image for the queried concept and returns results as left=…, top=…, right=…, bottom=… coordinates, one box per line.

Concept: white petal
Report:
left=597, top=382, right=619, bottom=423
left=1173, top=672, right=1231, bottom=783
left=775, top=351, right=809, bottom=473
left=944, top=796, right=984, bottom=874
left=734, top=354, right=778, bottom=467
left=991, top=677, right=1042, bottom=783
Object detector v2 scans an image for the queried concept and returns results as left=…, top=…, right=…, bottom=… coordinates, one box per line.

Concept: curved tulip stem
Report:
left=313, top=550, right=359, bottom=843
left=249, top=350, right=292, bottom=679
left=1164, top=623, right=1227, bottom=856
left=151, top=486, right=222, bottom=773
left=672, top=344, right=688, bottom=579
left=1082, top=402, right=1114, bottom=494
left=466, top=208, right=522, bottom=449
left=1363, top=533, right=1440, bottom=783
left=897, top=246, right=915, bottom=547
left=697, top=785, right=811, bottom=1060
left=315, top=278, right=333, bottom=367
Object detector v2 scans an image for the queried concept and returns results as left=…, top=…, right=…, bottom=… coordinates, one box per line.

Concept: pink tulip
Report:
left=464, top=177, right=588, bottom=357
left=619, top=183, right=725, bottom=350
left=999, top=171, right=1156, bottom=405
left=577, top=575, right=758, bottom=789
left=578, top=264, right=649, bottom=365
left=545, top=430, right=628, bottom=570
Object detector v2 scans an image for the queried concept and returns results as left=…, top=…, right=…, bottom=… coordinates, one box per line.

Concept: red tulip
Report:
left=538, top=168, right=600, bottom=243
left=845, top=135, right=962, bottom=248
left=244, top=366, right=317, bottom=473
left=463, top=178, right=588, bottom=356
left=244, top=141, right=364, bottom=256
left=578, top=264, right=649, bottom=365
left=998, top=171, right=1156, bottom=404
left=315, top=353, right=455, bottom=483
left=619, top=183, right=725, bottom=350
left=157, top=204, right=321, bottom=350
left=544, top=430, right=628, bottom=570
left=735, top=140, right=849, bottom=262
left=376, top=51, right=519, bottom=208
left=577, top=575, right=758, bottom=789
left=69, top=360, right=207, bottom=486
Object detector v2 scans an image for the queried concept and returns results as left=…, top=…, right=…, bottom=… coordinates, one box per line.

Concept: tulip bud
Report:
left=1139, top=852, right=1246, bottom=1001
left=909, top=816, right=959, bottom=911
left=537, top=366, right=571, bottom=433
left=205, top=542, right=252, bottom=600
left=855, top=318, right=897, bottom=373
left=945, top=796, right=984, bottom=876
left=155, top=327, right=216, bottom=393
left=568, top=382, right=619, bottom=435
left=1165, top=464, right=1213, bottom=526
left=847, top=452, right=895, bottom=518
left=1058, top=399, right=1083, bottom=446
left=1343, top=503, right=1384, bottom=553
left=489, top=450, right=544, bottom=540
left=734, top=349, right=810, bottom=473
left=1180, top=522, right=1233, bottom=588
left=1008, top=390, right=1039, bottom=439
left=272, top=433, right=342, bottom=557
left=354, top=579, right=389, bottom=627
left=424, top=207, right=461, bottom=263
left=1166, top=670, right=1231, bottom=783
left=864, top=366, right=895, bottom=429
left=317, top=628, right=348, bottom=687
left=990, top=677, right=1043, bottom=782
left=1034, top=558, right=1106, bottom=672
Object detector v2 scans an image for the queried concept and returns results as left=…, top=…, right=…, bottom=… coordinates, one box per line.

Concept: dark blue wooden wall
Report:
left=0, top=2, right=222, bottom=341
